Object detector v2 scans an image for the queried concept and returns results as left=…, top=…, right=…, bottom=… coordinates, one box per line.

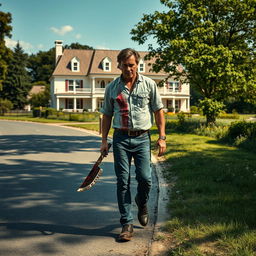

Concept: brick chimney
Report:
left=55, top=40, right=63, bottom=64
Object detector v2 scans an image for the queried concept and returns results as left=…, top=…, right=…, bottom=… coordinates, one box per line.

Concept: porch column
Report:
left=91, top=77, right=95, bottom=94
left=92, top=97, right=97, bottom=112
left=187, top=98, right=190, bottom=112
left=172, top=99, right=175, bottom=112
left=57, top=97, right=60, bottom=111
left=74, top=98, right=77, bottom=112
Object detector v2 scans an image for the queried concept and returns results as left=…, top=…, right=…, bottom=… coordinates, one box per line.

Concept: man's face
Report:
left=119, top=55, right=138, bottom=81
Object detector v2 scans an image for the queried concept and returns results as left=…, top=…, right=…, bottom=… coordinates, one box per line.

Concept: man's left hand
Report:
left=157, top=139, right=166, bottom=157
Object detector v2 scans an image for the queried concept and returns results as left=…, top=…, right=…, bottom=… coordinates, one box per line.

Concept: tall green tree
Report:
left=28, top=48, right=55, bottom=83
left=2, top=42, right=31, bottom=109
left=0, top=4, right=12, bottom=91
left=131, top=0, right=256, bottom=124
left=64, top=42, right=93, bottom=50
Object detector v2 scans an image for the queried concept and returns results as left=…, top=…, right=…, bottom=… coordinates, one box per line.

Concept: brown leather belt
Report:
left=115, top=129, right=149, bottom=136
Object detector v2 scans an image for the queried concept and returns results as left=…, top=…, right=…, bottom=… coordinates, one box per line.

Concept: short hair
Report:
left=117, top=48, right=140, bottom=65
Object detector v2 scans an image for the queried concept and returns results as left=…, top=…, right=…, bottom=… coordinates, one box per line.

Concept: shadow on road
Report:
left=0, top=134, right=119, bottom=243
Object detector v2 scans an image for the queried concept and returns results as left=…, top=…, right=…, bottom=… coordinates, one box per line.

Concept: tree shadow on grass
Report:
left=164, top=139, right=256, bottom=254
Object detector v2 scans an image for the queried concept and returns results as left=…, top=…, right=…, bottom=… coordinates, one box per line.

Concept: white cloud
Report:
left=5, top=38, right=17, bottom=48
left=95, top=45, right=110, bottom=50
left=37, top=44, right=44, bottom=49
left=75, top=34, right=82, bottom=39
left=50, top=25, right=74, bottom=36
left=5, top=38, right=33, bottom=51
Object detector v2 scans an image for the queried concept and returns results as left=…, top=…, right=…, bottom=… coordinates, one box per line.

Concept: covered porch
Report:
left=56, top=96, right=104, bottom=112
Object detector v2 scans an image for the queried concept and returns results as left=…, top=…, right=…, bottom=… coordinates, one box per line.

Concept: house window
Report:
left=175, top=100, right=181, bottom=112
left=71, top=57, right=80, bottom=72
left=105, top=62, right=110, bottom=71
left=67, top=80, right=82, bottom=91
left=66, top=99, right=74, bottom=109
left=98, top=100, right=104, bottom=109
left=73, top=62, right=78, bottom=71
left=68, top=80, right=74, bottom=91
left=102, top=57, right=111, bottom=71
left=169, top=81, right=180, bottom=92
left=100, top=80, right=105, bottom=88
left=139, top=60, right=145, bottom=73
left=76, top=99, right=83, bottom=109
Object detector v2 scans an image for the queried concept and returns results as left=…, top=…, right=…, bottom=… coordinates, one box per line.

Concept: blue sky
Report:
left=1, top=0, right=166, bottom=54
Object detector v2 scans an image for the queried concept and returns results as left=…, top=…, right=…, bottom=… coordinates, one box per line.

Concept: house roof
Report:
left=52, top=49, right=170, bottom=77
left=29, top=85, right=45, bottom=95
left=52, top=49, right=94, bottom=76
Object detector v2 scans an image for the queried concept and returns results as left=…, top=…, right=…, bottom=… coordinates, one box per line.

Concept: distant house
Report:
left=25, top=84, right=46, bottom=111
left=50, top=40, right=190, bottom=112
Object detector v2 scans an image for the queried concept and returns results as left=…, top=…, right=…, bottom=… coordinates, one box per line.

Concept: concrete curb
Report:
left=148, top=155, right=169, bottom=256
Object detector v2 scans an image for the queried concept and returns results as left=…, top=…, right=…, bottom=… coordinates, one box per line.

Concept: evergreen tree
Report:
left=2, top=42, right=31, bottom=109
left=0, top=4, right=12, bottom=90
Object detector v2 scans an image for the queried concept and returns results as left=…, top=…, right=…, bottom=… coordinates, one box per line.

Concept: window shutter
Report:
left=80, top=80, right=83, bottom=88
left=81, top=99, right=83, bottom=109
left=65, top=80, right=68, bottom=91
left=65, top=99, right=68, bottom=109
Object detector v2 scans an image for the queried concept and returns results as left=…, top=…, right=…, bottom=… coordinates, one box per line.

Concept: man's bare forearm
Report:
left=101, top=114, right=112, bottom=142
left=154, top=109, right=166, bottom=137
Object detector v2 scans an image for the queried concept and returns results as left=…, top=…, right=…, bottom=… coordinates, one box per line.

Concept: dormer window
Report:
left=71, top=57, right=80, bottom=72
left=139, top=59, right=145, bottom=73
left=102, top=57, right=111, bottom=72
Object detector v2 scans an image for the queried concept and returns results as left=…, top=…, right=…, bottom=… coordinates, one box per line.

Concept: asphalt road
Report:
left=0, top=120, right=158, bottom=256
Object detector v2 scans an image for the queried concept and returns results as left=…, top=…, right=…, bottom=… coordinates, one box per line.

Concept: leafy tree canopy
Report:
left=28, top=48, right=55, bottom=83
left=0, top=4, right=12, bottom=90
left=131, top=0, right=256, bottom=122
left=64, top=42, right=93, bottom=50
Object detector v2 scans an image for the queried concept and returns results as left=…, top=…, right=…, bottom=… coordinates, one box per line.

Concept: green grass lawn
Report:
left=69, top=123, right=256, bottom=256
left=160, top=133, right=256, bottom=256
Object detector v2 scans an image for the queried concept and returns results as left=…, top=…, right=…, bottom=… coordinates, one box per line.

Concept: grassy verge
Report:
left=161, top=133, right=256, bottom=256
left=69, top=123, right=256, bottom=255
left=0, top=116, right=87, bottom=123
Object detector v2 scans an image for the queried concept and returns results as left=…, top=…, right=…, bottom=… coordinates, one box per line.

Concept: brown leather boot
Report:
left=118, top=224, right=133, bottom=242
left=135, top=195, right=148, bottom=226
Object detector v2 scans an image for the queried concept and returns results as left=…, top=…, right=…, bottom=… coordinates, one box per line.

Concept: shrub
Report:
left=227, top=121, right=256, bottom=140
left=222, top=121, right=256, bottom=153
left=199, top=98, right=224, bottom=125
left=32, top=107, right=41, bottom=117
left=195, top=124, right=229, bottom=139
left=0, top=99, right=13, bottom=115
left=45, top=108, right=57, bottom=117
left=190, top=106, right=200, bottom=114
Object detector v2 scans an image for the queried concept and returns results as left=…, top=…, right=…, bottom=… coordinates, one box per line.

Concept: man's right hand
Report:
left=100, top=140, right=109, bottom=157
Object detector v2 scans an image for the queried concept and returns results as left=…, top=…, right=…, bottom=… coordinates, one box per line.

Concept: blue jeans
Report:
left=113, top=130, right=152, bottom=226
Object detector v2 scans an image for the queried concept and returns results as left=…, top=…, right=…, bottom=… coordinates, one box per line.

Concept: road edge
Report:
left=148, top=155, right=169, bottom=256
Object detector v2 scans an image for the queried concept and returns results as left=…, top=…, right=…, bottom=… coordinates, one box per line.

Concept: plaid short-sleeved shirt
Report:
left=100, top=74, right=163, bottom=131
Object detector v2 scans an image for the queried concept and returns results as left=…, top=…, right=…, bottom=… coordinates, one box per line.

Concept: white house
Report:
left=50, top=40, right=190, bottom=112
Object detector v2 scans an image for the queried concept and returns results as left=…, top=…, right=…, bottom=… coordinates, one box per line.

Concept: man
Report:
left=100, top=48, right=166, bottom=242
